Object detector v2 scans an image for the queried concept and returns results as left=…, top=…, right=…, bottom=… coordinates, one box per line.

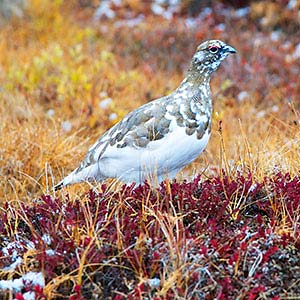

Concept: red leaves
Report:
left=210, top=239, right=219, bottom=249
left=248, top=285, right=266, bottom=300
left=14, top=294, right=24, bottom=300
left=69, top=284, right=83, bottom=300
left=152, top=251, right=160, bottom=260
left=74, top=284, right=81, bottom=293
left=262, top=246, right=279, bottom=263
left=1, top=173, right=300, bottom=299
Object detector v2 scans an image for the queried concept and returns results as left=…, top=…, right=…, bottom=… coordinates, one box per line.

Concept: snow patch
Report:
left=61, top=121, right=72, bottom=132
left=46, top=249, right=56, bottom=256
left=256, top=110, right=266, bottom=118
left=148, top=278, right=161, bottom=289
left=42, top=233, right=52, bottom=245
left=237, top=91, right=249, bottom=102
left=94, top=1, right=115, bottom=20
left=292, top=43, right=300, bottom=59
left=0, top=272, right=45, bottom=292
left=270, top=31, right=281, bottom=42
left=23, top=291, right=36, bottom=300
left=215, top=23, right=225, bottom=32
left=109, top=113, right=118, bottom=121
left=2, top=241, right=23, bottom=260
left=185, top=17, right=198, bottom=28
left=46, top=109, right=55, bottom=117
left=271, top=105, right=279, bottom=113
left=3, top=257, right=23, bottom=271
left=235, top=7, right=250, bottom=18
left=114, top=15, right=144, bottom=28
left=199, top=7, right=212, bottom=18
left=151, top=0, right=180, bottom=19
left=287, top=0, right=297, bottom=9
left=99, top=98, right=112, bottom=109
left=151, top=3, right=164, bottom=15
left=99, top=91, right=108, bottom=98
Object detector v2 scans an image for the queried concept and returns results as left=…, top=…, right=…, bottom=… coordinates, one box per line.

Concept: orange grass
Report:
left=0, top=1, right=299, bottom=204
left=0, top=2, right=300, bottom=298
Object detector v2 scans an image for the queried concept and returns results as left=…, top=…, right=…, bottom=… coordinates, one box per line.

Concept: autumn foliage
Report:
left=0, top=1, right=300, bottom=299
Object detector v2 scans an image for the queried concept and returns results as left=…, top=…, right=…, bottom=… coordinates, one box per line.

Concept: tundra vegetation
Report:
left=0, top=1, right=299, bottom=299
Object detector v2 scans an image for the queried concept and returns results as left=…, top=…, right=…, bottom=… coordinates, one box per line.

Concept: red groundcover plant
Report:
left=0, top=173, right=299, bottom=299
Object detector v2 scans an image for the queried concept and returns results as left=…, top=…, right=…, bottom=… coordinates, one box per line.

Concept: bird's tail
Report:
left=53, top=169, right=78, bottom=191
left=54, top=180, right=64, bottom=191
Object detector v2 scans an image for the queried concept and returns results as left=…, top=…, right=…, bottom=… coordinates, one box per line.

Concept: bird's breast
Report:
left=142, top=123, right=211, bottom=174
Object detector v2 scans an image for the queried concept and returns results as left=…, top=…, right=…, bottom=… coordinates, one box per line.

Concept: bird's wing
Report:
left=74, top=90, right=211, bottom=175
left=74, top=96, right=175, bottom=174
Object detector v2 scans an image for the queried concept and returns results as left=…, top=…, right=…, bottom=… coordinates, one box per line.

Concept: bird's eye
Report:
left=208, top=46, right=219, bottom=53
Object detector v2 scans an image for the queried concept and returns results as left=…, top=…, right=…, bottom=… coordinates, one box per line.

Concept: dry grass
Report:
left=0, top=1, right=300, bottom=299
left=0, top=1, right=299, bottom=204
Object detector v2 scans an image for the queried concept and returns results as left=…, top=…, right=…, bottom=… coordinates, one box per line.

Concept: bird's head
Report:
left=191, top=40, right=236, bottom=74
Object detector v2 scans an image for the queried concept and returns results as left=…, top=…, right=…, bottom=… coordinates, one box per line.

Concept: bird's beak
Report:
left=224, top=45, right=237, bottom=54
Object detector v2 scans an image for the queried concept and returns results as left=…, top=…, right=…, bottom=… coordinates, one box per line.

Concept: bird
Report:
left=54, top=40, right=236, bottom=190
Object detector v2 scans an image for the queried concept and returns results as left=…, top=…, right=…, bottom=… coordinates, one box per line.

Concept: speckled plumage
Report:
left=54, top=40, right=236, bottom=190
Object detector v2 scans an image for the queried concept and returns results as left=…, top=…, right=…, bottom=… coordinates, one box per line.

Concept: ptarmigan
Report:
left=54, top=40, right=236, bottom=190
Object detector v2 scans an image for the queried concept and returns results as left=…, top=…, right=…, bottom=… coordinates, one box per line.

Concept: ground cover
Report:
left=0, top=1, right=299, bottom=299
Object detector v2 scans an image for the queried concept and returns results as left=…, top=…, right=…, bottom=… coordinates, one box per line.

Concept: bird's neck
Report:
left=176, top=68, right=212, bottom=114
left=185, top=65, right=212, bottom=86
left=178, top=68, right=212, bottom=99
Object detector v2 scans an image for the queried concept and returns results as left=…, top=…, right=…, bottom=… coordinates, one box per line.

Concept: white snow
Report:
left=94, top=1, right=115, bottom=20
left=271, top=105, right=279, bottom=113
left=99, top=98, right=112, bottom=109
left=3, top=257, right=23, bottom=271
left=2, top=241, right=23, bottom=260
left=41, top=233, right=52, bottom=245
left=1, top=240, right=36, bottom=271
left=215, top=23, right=225, bottom=31
left=151, top=3, right=164, bottom=15
left=284, top=43, right=300, bottom=63
left=292, top=43, right=300, bottom=59
left=27, top=241, right=35, bottom=250
left=1, top=241, right=26, bottom=271
left=61, top=120, right=72, bottom=132
left=114, top=15, right=145, bottom=28
left=287, top=0, right=297, bottom=9
left=235, top=7, right=250, bottom=18
left=148, top=278, right=161, bottom=289
left=249, top=183, right=257, bottom=193
left=46, top=109, right=55, bottom=117
left=109, top=113, right=118, bottom=121
left=256, top=110, right=266, bottom=118
left=237, top=91, right=249, bottom=102
left=185, top=17, right=198, bottom=28
left=270, top=31, right=280, bottom=42
left=23, top=291, right=36, bottom=300
left=99, top=91, right=108, bottom=98
left=111, top=0, right=121, bottom=5
left=151, top=0, right=180, bottom=19
left=199, top=7, right=212, bottom=18
left=0, top=272, right=45, bottom=292
left=45, top=249, right=56, bottom=256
